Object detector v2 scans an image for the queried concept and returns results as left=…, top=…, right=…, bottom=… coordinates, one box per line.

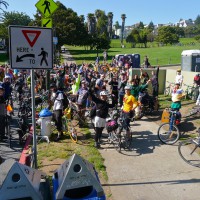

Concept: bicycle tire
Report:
left=121, top=130, right=132, bottom=151
left=157, top=122, right=180, bottom=145
left=184, top=109, right=199, bottom=118
left=71, top=110, right=80, bottom=126
left=62, top=117, right=68, bottom=133
left=67, top=120, right=78, bottom=143
left=178, top=138, right=200, bottom=167
left=164, top=87, right=170, bottom=96
left=5, top=116, right=11, bottom=148
left=108, top=130, right=121, bottom=152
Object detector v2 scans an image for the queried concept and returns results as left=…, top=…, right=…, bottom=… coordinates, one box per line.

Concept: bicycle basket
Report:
left=106, top=119, right=118, bottom=132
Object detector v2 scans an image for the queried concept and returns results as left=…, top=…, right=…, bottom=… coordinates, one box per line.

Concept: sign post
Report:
left=36, top=0, right=58, bottom=90
left=9, top=26, right=53, bottom=169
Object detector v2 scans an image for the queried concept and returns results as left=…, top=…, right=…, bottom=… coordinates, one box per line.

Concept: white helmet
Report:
left=100, top=90, right=108, bottom=96
left=124, top=85, right=131, bottom=90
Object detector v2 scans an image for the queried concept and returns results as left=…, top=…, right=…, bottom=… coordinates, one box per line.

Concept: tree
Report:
left=126, top=28, right=140, bottom=48
left=0, top=0, right=8, bottom=12
left=114, top=21, right=120, bottom=29
left=107, top=12, right=113, bottom=39
left=155, top=26, right=179, bottom=45
left=0, top=11, right=32, bottom=48
left=121, top=14, right=126, bottom=46
left=138, top=21, right=144, bottom=29
left=195, top=15, right=200, bottom=25
left=148, top=21, right=154, bottom=31
left=87, top=13, right=96, bottom=34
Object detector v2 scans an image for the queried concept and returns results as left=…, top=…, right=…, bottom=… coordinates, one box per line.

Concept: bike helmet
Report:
left=124, top=85, right=131, bottom=90
left=100, top=90, right=108, bottom=96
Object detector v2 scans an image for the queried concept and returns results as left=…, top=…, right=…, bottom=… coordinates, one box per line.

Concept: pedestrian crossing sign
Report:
left=35, top=0, right=58, bottom=18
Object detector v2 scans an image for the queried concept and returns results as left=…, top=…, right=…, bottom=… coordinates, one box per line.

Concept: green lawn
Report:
left=64, top=38, right=200, bottom=66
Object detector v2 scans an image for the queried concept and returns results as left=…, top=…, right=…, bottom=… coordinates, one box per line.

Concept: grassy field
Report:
left=0, top=38, right=199, bottom=66
left=64, top=38, right=200, bottom=66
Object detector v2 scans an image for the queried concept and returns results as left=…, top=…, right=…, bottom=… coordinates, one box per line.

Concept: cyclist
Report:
left=76, top=80, right=89, bottom=126
left=171, top=83, right=185, bottom=123
left=89, top=90, right=115, bottom=148
left=49, top=83, right=64, bottom=141
left=0, top=85, right=7, bottom=141
left=121, top=85, right=138, bottom=138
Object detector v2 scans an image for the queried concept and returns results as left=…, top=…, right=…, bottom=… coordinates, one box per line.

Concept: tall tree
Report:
left=107, top=12, right=113, bottom=39
left=0, top=0, right=8, bottom=11
left=0, top=0, right=8, bottom=21
left=121, top=14, right=126, bottom=46
left=87, top=13, right=96, bottom=34
left=195, top=15, right=200, bottom=25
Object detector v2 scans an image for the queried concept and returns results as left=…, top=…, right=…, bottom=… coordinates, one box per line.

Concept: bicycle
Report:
left=178, top=127, right=200, bottom=167
left=5, top=113, right=11, bottom=147
left=67, top=96, right=89, bottom=127
left=164, top=81, right=175, bottom=96
left=61, top=108, right=83, bottom=143
left=183, top=83, right=196, bottom=100
left=183, top=105, right=200, bottom=118
left=107, top=113, right=133, bottom=152
left=157, top=108, right=181, bottom=145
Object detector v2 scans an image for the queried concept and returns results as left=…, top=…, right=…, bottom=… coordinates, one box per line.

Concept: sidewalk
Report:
left=90, top=117, right=200, bottom=200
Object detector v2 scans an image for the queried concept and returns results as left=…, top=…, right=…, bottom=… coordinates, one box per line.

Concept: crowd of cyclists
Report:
left=0, top=59, right=162, bottom=148
left=1, top=57, right=199, bottom=149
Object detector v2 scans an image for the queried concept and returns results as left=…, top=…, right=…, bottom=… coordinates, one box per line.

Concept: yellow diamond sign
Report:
left=35, top=0, right=58, bottom=18
left=42, top=18, right=52, bottom=28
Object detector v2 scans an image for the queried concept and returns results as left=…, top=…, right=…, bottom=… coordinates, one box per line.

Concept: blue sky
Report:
left=3, top=0, right=200, bottom=26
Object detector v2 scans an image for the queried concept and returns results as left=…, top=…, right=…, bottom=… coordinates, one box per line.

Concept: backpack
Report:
left=106, top=119, right=118, bottom=133
left=55, top=91, right=69, bottom=110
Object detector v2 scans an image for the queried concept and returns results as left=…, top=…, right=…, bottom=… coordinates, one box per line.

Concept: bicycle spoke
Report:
left=158, top=123, right=180, bottom=144
left=178, top=139, right=200, bottom=167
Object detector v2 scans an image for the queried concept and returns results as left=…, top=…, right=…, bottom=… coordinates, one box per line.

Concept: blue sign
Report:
left=53, top=37, right=58, bottom=45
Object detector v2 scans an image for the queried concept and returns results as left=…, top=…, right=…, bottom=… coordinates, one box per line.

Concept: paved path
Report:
left=89, top=117, right=200, bottom=200
left=61, top=51, right=76, bottom=65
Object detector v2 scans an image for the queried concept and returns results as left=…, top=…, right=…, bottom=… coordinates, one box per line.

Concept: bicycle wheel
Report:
left=178, top=138, right=200, bottom=167
left=62, top=117, right=68, bottom=133
left=67, top=120, right=78, bottom=143
left=108, top=130, right=121, bottom=152
left=70, top=110, right=80, bottom=126
left=120, top=129, right=132, bottom=151
left=164, top=87, right=170, bottom=96
left=157, top=123, right=180, bottom=144
left=5, top=116, right=11, bottom=148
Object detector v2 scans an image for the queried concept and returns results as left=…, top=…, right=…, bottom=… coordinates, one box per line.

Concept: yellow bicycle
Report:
left=62, top=108, right=82, bottom=143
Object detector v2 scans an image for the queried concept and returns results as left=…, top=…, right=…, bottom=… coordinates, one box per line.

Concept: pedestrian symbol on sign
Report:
left=38, top=48, right=48, bottom=66
left=42, top=0, right=51, bottom=15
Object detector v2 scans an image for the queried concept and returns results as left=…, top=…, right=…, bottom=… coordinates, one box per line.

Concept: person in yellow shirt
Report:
left=122, top=85, right=138, bottom=137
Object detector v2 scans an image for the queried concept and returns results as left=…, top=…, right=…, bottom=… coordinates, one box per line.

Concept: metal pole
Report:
left=31, top=69, right=37, bottom=169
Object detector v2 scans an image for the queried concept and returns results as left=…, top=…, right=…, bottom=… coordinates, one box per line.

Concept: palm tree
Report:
left=87, top=13, right=96, bottom=34
left=121, top=14, right=126, bottom=46
left=79, top=15, right=85, bottom=24
left=0, top=0, right=9, bottom=11
left=107, top=12, right=113, bottom=39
